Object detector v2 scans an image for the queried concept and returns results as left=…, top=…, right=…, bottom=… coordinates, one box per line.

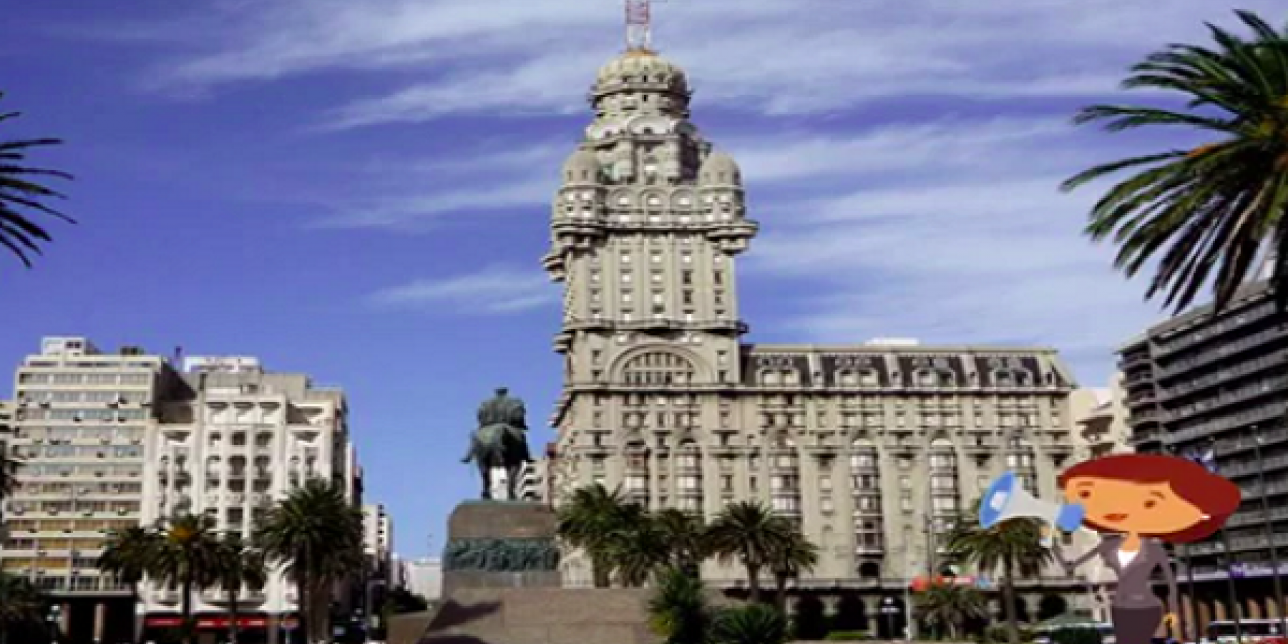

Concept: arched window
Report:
left=621, top=351, right=696, bottom=386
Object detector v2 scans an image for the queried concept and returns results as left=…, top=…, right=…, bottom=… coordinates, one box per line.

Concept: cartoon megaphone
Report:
left=979, top=471, right=1085, bottom=534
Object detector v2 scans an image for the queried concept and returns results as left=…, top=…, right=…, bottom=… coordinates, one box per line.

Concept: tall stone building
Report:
left=540, top=46, right=1096, bottom=625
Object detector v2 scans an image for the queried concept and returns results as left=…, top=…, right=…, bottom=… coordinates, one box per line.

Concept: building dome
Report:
left=562, top=148, right=601, bottom=183
left=593, top=49, right=690, bottom=97
left=699, top=150, right=740, bottom=185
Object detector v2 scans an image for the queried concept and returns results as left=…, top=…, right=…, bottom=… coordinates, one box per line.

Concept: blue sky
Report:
left=2, top=0, right=1280, bottom=558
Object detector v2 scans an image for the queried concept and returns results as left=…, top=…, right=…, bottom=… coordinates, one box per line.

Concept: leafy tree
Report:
left=0, top=572, right=44, bottom=644
left=706, top=501, right=792, bottom=603
left=610, top=505, right=672, bottom=586
left=710, top=603, right=790, bottom=644
left=97, top=525, right=160, bottom=589
left=648, top=566, right=712, bottom=644
left=0, top=448, right=20, bottom=510
left=255, top=478, right=364, bottom=644
left=555, top=484, right=637, bottom=587
left=152, top=513, right=223, bottom=644
left=915, top=582, right=989, bottom=640
left=1062, top=10, right=1288, bottom=314
left=384, top=587, right=429, bottom=614
left=945, top=503, right=1051, bottom=644
left=0, top=92, right=73, bottom=267
left=213, top=533, right=268, bottom=644
left=769, top=531, right=819, bottom=612
left=653, top=508, right=710, bottom=576
left=98, top=514, right=221, bottom=644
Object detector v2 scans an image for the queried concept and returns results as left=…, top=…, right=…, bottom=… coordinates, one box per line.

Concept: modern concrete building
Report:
left=487, top=463, right=540, bottom=501
left=1, top=337, right=173, bottom=643
left=402, top=557, right=443, bottom=602
left=538, top=46, right=1098, bottom=628
left=1119, top=280, right=1288, bottom=632
left=1073, top=373, right=1131, bottom=460
left=137, top=355, right=357, bottom=642
left=363, top=503, right=393, bottom=572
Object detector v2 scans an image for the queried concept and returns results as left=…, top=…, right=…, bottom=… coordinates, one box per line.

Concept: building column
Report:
left=1248, top=595, right=1264, bottom=620
left=267, top=614, right=280, bottom=644
left=1196, top=596, right=1213, bottom=634
left=1214, top=597, right=1228, bottom=621
left=60, top=602, right=71, bottom=635
left=93, top=601, right=106, bottom=643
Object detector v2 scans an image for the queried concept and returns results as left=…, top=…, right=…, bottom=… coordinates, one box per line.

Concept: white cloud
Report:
left=131, top=0, right=1284, bottom=127
left=369, top=265, right=556, bottom=314
left=311, top=178, right=556, bottom=230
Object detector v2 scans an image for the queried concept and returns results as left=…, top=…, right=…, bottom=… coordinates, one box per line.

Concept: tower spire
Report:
left=625, top=0, right=662, bottom=52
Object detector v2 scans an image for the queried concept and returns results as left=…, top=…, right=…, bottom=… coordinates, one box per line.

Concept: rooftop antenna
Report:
left=625, top=0, right=667, bottom=53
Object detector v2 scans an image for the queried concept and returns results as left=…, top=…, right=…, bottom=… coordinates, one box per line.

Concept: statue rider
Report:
left=463, top=387, right=534, bottom=465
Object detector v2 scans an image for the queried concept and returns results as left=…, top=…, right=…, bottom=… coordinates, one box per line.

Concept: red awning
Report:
left=144, top=615, right=271, bottom=629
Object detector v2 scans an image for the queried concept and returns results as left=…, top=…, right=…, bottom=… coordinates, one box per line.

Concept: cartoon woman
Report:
left=1054, top=454, right=1241, bottom=644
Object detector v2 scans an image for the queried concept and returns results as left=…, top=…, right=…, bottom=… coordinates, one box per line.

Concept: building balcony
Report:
left=1157, top=327, right=1285, bottom=379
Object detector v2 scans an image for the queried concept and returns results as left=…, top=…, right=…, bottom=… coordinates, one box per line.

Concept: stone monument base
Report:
left=440, top=500, right=561, bottom=597
left=408, top=500, right=658, bottom=644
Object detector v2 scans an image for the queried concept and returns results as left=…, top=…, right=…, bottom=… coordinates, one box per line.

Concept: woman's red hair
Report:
left=1057, top=453, right=1242, bottom=543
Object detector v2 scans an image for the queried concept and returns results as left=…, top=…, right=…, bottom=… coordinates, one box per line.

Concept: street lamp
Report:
left=1163, top=443, right=1198, bottom=641
left=1208, top=437, right=1246, bottom=643
left=47, top=604, right=61, bottom=644
left=881, top=597, right=898, bottom=641
left=1249, top=426, right=1288, bottom=638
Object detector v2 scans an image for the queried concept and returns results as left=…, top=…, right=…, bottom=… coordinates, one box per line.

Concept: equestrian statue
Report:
left=462, top=387, right=534, bottom=500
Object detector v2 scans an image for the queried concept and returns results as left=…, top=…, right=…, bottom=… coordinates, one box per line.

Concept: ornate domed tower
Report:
left=541, top=43, right=759, bottom=522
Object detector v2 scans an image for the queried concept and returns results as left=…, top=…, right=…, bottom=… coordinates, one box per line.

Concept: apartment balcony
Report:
left=1157, top=327, right=1285, bottom=379
left=1163, top=376, right=1288, bottom=424
left=1187, top=530, right=1288, bottom=556
left=1166, top=405, right=1288, bottom=444
left=1224, top=506, right=1288, bottom=529
left=1216, top=453, right=1288, bottom=479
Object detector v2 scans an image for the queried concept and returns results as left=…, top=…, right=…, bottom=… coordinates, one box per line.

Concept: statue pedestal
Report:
left=441, top=500, right=561, bottom=597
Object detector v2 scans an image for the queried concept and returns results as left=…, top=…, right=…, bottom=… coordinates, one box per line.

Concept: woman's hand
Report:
left=1163, top=613, right=1178, bottom=630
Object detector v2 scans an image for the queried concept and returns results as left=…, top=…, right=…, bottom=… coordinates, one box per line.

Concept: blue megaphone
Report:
left=979, top=471, right=1085, bottom=532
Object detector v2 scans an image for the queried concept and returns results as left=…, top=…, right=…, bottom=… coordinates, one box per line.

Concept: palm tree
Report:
left=915, top=582, right=989, bottom=641
left=768, top=531, right=819, bottom=611
left=1062, top=10, right=1288, bottom=314
left=555, top=484, right=636, bottom=587
left=0, top=93, right=73, bottom=267
left=0, top=449, right=20, bottom=509
left=709, top=603, right=790, bottom=644
left=213, top=533, right=268, bottom=644
left=706, top=501, right=793, bottom=603
left=648, top=566, right=712, bottom=644
left=98, top=525, right=160, bottom=585
left=653, top=509, right=710, bottom=576
left=98, top=524, right=160, bottom=615
left=255, top=478, right=364, bottom=644
left=0, top=572, right=44, bottom=644
left=609, top=506, right=671, bottom=586
left=945, top=503, right=1051, bottom=644
left=151, top=513, right=223, bottom=644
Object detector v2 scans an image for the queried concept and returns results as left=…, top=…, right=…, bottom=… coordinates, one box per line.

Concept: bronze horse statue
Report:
left=462, top=387, right=533, bottom=500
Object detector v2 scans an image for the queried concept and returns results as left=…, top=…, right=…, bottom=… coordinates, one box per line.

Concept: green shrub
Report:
left=710, top=604, right=790, bottom=644
left=1050, top=628, right=1103, bottom=644
left=823, top=630, right=870, bottom=640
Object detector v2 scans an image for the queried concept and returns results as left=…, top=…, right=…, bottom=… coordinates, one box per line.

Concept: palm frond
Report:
left=1065, top=9, right=1288, bottom=313
left=0, top=94, right=73, bottom=267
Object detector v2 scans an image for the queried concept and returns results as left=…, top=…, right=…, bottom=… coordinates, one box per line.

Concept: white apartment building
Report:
left=402, top=557, right=442, bottom=602
left=486, top=463, right=540, bottom=501
left=1, top=337, right=169, bottom=643
left=363, top=503, right=393, bottom=573
left=138, top=355, right=355, bottom=641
